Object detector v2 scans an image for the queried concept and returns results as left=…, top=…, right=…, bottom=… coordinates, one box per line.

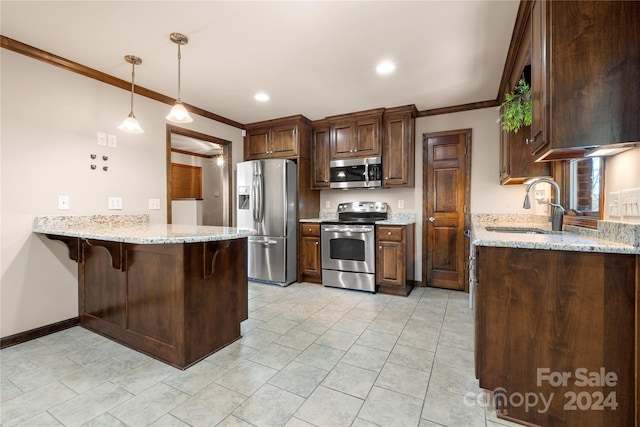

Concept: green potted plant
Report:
left=500, top=79, right=532, bottom=133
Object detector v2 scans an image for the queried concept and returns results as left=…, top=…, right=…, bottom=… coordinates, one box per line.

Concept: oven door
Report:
left=321, top=224, right=375, bottom=273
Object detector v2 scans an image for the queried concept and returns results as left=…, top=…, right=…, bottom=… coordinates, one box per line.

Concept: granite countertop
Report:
left=471, top=214, right=638, bottom=255
left=33, top=215, right=255, bottom=244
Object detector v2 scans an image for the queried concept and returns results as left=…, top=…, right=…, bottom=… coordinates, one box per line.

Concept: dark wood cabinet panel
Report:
left=383, top=105, right=417, bottom=188
left=499, top=3, right=550, bottom=184
left=311, top=120, right=330, bottom=189
left=476, top=246, right=636, bottom=426
left=78, top=238, right=248, bottom=369
left=328, top=108, right=383, bottom=160
left=376, top=224, right=414, bottom=296
left=529, top=0, right=640, bottom=161
left=244, top=115, right=310, bottom=161
left=298, top=223, right=322, bottom=284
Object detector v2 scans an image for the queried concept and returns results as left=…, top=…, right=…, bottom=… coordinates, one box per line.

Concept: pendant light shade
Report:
left=118, top=55, right=144, bottom=133
left=166, top=32, right=193, bottom=123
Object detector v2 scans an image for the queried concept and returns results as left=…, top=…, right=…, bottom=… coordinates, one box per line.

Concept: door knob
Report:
left=428, top=217, right=435, bottom=223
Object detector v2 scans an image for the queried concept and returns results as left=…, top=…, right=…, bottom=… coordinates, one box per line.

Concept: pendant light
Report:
left=166, top=32, right=193, bottom=123
left=118, top=55, right=144, bottom=133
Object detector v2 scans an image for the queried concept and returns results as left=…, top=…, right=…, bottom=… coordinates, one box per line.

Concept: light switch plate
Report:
left=107, top=134, right=117, bottom=147
left=97, top=132, right=107, bottom=146
left=325, top=200, right=331, bottom=209
left=621, top=188, right=640, bottom=217
left=398, top=199, right=405, bottom=209
left=608, top=192, right=621, bottom=217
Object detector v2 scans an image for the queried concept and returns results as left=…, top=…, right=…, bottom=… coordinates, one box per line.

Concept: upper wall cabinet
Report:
left=327, top=108, right=384, bottom=160
left=244, top=115, right=312, bottom=161
left=311, top=119, right=330, bottom=189
left=383, top=105, right=417, bottom=188
left=529, top=0, right=640, bottom=161
left=499, top=3, right=550, bottom=184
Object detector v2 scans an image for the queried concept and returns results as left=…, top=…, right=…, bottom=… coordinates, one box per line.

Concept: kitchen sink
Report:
left=484, top=226, right=551, bottom=234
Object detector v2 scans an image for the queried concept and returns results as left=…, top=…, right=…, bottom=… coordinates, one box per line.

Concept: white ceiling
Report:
left=1, top=1, right=519, bottom=125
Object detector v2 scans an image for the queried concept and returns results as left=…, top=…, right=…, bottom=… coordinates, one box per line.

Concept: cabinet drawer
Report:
left=300, top=223, right=320, bottom=237
left=378, top=226, right=404, bottom=242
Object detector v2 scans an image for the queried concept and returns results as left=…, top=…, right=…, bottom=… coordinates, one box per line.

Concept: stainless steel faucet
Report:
left=523, top=178, right=565, bottom=231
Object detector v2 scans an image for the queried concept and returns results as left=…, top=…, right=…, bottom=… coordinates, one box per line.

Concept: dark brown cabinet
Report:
left=298, top=223, right=322, bottom=284
left=72, top=237, right=248, bottom=369
left=244, top=115, right=311, bottom=160
left=376, top=224, right=414, bottom=296
left=311, top=120, right=330, bottom=189
left=383, top=105, right=417, bottom=188
left=328, top=108, right=384, bottom=160
left=475, top=245, right=637, bottom=426
left=528, top=0, right=640, bottom=161
left=499, top=2, right=550, bottom=184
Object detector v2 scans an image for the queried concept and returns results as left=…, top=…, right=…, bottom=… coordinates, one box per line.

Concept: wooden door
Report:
left=423, top=129, right=471, bottom=290
left=171, top=163, right=202, bottom=199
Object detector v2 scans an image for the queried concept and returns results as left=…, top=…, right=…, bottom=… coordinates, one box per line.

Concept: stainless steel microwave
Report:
left=329, top=156, right=382, bottom=189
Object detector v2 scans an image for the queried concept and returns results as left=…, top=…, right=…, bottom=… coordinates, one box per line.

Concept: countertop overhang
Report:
left=33, top=215, right=255, bottom=244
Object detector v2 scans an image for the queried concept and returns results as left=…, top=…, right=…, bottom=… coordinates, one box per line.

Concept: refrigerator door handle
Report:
left=249, top=239, right=278, bottom=246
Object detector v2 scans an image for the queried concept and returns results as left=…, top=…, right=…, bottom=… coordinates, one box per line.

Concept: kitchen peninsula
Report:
left=33, top=215, right=254, bottom=369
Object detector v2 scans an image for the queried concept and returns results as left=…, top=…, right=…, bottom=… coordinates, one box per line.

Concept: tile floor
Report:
left=1, top=282, right=521, bottom=427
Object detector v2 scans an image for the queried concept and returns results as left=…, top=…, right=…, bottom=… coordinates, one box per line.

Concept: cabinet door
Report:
left=271, top=123, right=298, bottom=158
left=376, top=240, right=405, bottom=286
left=383, top=110, right=414, bottom=187
left=245, top=127, right=271, bottom=160
left=330, top=119, right=356, bottom=159
left=312, top=123, right=330, bottom=189
left=529, top=0, right=548, bottom=155
left=354, top=116, right=382, bottom=157
left=300, top=235, right=321, bottom=277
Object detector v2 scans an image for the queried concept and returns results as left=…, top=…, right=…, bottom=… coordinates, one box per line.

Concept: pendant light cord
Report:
left=177, top=43, right=182, bottom=102
left=129, top=61, right=136, bottom=114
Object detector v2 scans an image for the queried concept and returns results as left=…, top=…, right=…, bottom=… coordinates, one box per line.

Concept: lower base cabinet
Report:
left=475, top=246, right=637, bottom=426
left=79, top=238, right=248, bottom=369
left=298, top=223, right=322, bottom=284
left=376, top=224, right=414, bottom=296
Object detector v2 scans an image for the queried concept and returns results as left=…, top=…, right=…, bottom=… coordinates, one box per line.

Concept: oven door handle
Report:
left=323, top=226, right=374, bottom=233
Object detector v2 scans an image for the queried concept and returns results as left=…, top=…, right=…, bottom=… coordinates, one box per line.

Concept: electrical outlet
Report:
left=107, top=134, right=117, bottom=147
left=58, top=195, right=70, bottom=210
left=148, top=198, right=161, bottom=210
left=325, top=200, right=331, bottom=209
left=108, top=197, right=123, bottom=210
left=608, top=192, right=621, bottom=217
left=398, top=199, right=405, bottom=209
left=97, top=132, right=107, bottom=146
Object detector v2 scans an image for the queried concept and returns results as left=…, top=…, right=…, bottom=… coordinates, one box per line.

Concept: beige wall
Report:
left=0, top=50, right=244, bottom=337
left=321, top=107, right=548, bottom=280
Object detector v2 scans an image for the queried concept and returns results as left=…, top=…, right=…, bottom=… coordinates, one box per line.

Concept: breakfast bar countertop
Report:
left=33, top=214, right=255, bottom=244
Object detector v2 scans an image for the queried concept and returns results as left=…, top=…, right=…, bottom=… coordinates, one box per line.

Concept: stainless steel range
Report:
left=321, top=202, right=388, bottom=292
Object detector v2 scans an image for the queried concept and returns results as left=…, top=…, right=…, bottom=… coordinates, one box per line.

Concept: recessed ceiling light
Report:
left=376, top=60, right=396, bottom=75
left=254, top=92, right=270, bottom=102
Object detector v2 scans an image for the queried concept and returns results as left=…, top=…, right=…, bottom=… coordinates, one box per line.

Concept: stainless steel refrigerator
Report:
left=236, top=159, right=297, bottom=286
